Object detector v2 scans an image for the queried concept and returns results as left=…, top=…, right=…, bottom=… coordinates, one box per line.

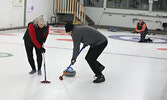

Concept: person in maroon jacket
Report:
left=23, top=15, right=49, bottom=75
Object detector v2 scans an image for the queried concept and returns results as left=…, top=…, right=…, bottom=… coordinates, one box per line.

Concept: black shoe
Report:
left=37, top=70, right=42, bottom=75
left=29, top=70, right=36, bottom=74
left=138, top=40, right=143, bottom=43
left=148, top=38, right=153, bottom=43
left=93, top=75, right=105, bottom=83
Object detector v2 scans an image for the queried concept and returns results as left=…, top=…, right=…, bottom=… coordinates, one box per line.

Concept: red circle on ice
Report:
left=157, top=48, right=167, bottom=50
left=56, top=39, right=73, bottom=41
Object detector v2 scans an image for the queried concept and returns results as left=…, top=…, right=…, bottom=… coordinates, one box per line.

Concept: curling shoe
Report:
left=148, top=38, right=153, bottom=43
left=138, top=40, right=143, bottom=43
left=38, top=70, right=42, bottom=75
left=29, top=70, right=36, bottom=74
left=93, top=75, right=105, bottom=83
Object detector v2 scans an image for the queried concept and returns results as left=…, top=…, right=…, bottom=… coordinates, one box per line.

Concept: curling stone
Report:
left=63, top=67, right=76, bottom=77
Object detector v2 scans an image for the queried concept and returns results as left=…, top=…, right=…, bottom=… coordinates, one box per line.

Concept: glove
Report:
left=71, top=59, right=76, bottom=65
left=42, top=38, right=46, bottom=43
left=39, top=47, right=46, bottom=53
left=133, top=31, right=138, bottom=34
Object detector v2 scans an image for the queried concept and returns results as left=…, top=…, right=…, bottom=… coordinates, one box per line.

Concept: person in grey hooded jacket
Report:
left=65, top=23, right=108, bottom=83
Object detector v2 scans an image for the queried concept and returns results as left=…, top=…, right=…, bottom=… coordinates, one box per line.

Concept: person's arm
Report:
left=140, top=24, right=146, bottom=32
left=43, top=25, right=49, bottom=43
left=135, top=25, right=139, bottom=32
left=45, top=26, right=49, bottom=38
left=72, top=39, right=80, bottom=60
left=71, top=33, right=81, bottom=60
left=28, top=23, right=41, bottom=49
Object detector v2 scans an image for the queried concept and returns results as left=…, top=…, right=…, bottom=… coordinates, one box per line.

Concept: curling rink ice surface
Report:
left=0, top=26, right=167, bottom=100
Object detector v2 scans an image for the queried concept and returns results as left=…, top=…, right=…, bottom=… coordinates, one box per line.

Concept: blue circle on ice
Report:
left=0, top=52, right=13, bottom=58
left=108, top=35, right=167, bottom=44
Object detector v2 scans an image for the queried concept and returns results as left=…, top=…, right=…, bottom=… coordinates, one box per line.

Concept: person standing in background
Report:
left=23, top=15, right=49, bottom=75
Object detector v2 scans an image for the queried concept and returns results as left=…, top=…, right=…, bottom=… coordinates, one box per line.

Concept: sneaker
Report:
left=38, top=70, right=42, bottom=75
left=29, top=70, right=36, bottom=74
left=93, top=75, right=105, bottom=83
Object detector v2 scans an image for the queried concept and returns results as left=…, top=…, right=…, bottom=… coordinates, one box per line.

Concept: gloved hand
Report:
left=42, top=38, right=46, bottom=43
left=71, top=59, right=76, bottom=65
left=40, top=47, right=46, bottom=53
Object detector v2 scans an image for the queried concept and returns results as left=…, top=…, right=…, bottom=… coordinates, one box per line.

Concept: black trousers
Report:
left=24, top=40, right=42, bottom=71
left=140, top=31, right=149, bottom=42
left=85, top=41, right=108, bottom=76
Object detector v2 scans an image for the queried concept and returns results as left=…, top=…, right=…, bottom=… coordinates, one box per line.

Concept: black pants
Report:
left=140, top=31, right=149, bottom=42
left=85, top=41, right=108, bottom=76
left=24, top=40, right=42, bottom=71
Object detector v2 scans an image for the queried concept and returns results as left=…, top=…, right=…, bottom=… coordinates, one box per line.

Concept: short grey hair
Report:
left=139, top=18, right=143, bottom=21
left=33, top=15, right=48, bottom=26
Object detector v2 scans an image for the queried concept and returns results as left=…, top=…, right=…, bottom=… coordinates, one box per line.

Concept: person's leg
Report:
left=85, top=42, right=107, bottom=75
left=141, top=31, right=153, bottom=42
left=140, top=31, right=147, bottom=42
left=24, top=40, right=36, bottom=74
left=35, top=47, right=42, bottom=75
left=86, top=47, right=102, bottom=76
left=85, top=41, right=107, bottom=83
left=93, top=61, right=105, bottom=77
